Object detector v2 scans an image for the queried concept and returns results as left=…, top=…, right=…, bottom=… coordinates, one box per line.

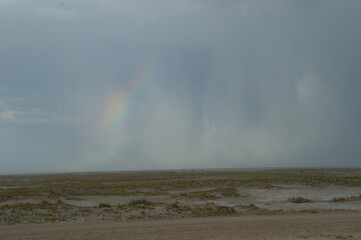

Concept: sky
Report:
left=0, top=0, right=361, bottom=174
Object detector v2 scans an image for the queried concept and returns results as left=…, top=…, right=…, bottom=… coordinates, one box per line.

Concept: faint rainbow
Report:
left=99, top=59, right=159, bottom=134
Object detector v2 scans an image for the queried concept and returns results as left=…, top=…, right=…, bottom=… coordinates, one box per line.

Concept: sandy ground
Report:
left=0, top=212, right=360, bottom=240
left=61, top=184, right=361, bottom=211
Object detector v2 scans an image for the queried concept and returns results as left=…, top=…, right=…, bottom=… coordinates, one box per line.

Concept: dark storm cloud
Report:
left=0, top=0, right=360, bottom=174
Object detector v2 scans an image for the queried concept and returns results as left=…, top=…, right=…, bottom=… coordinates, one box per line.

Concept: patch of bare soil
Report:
left=0, top=212, right=360, bottom=240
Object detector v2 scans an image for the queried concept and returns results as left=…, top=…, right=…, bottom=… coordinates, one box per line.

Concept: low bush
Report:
left=167, top=201, right=179, bottom=209
left=98, top=203, right=111, bottom=208
left=331, top=197, right=347, bottom=202
left=128, top=199, right=152, bottom=206
left=288, top=197, right=313, bottom=203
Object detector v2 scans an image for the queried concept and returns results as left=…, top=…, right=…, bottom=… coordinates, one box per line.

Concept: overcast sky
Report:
left=1, top=0, right=361, bottom=174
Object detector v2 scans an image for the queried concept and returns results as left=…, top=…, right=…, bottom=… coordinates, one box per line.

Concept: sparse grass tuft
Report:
left=331, top=195, right=361, bottom=202
left=335, top=235, right=348, bottom=239
left=127, top=215, right=144, bottom=220
left=331, top=197, right=347, bottom=202
left=128, top=199, right=152, bottom=206
left=167, top=201, right=180, bottom=209
left=39, top=200, right=50, bottom=205
left=98, top=203, right=111, bottom=208
left=173, top=190, right=218, bottom=200
left=117, top=204, right=125, bottom=209
left=288, top=197, right=313, bottom=203
left=44, top=215, right=64, bottom=222
left=214, top=206, right=236, bottom=215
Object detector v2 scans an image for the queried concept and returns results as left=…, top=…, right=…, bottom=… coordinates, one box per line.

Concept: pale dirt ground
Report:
left=0, top=212, right=360, bottom=240
left=3, top=185, right=361, bottom=211
left=56, top=184, right=361, bottom=211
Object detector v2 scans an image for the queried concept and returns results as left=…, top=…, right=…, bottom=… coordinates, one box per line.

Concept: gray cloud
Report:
left=0, top=110, right=16, bottom=121
left=0, top=0, right=360, bottom=174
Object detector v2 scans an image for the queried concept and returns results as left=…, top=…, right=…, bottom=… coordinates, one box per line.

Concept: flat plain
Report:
left=1, top=168, right=361, bottom=239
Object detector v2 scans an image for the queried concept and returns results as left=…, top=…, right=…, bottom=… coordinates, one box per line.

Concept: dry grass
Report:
left=1, top=169, right=361, bottom=203
left=167, top=201, right=180, bottom=209
left=98, top=203, right=111, bottom=208
left=172, top=190, right=219, bottom=200
left=128, top=199, right=152, bottom=206
left=213, top=187, right=240, bottom=197
left=331, top=195, right=361, bottom=202
left=288, top=197, right=313, bottom=203
left=0, top=168, right=360, bottom=225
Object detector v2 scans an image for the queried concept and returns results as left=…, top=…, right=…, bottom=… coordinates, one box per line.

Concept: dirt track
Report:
left=1, top=213, right=360, bottom=240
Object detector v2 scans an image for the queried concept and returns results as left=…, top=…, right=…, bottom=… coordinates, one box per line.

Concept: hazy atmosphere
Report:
left=1, top=0, right=361, bottom=174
